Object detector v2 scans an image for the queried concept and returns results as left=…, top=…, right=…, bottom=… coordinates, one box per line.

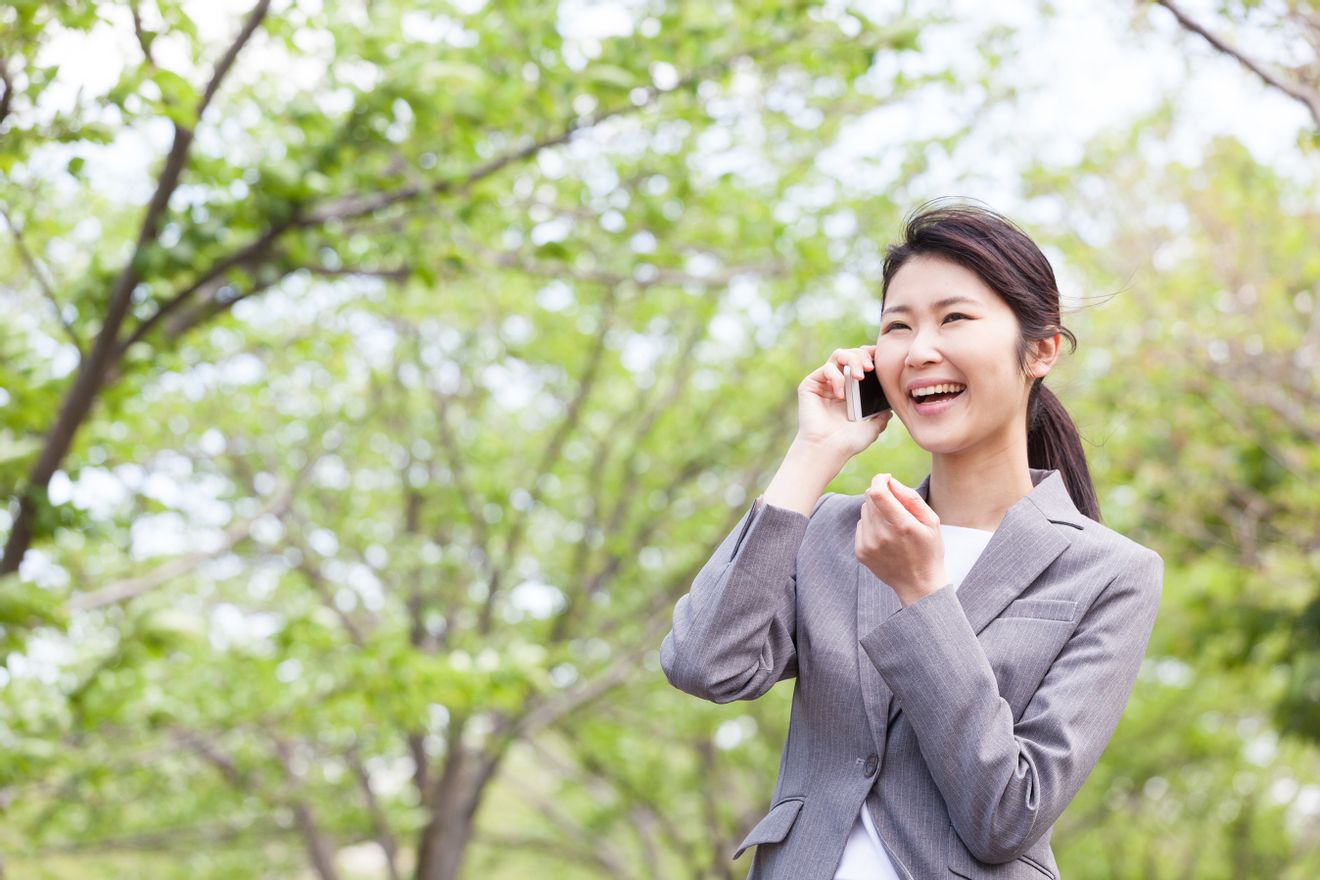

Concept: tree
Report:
left=1147, top=0, right=1320, bottom=135
left=1, top=2, right=1013, bottom=877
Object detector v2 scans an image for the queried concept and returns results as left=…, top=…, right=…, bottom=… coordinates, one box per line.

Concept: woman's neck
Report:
left=926, top=442, right=1036, bottom=532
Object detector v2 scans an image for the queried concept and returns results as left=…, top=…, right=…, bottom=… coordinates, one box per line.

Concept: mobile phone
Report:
left=843, top=364, right=890, bottom=422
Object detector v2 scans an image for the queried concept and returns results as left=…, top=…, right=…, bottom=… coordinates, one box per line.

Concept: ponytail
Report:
left=1027, top=378, right=1101, bottom=522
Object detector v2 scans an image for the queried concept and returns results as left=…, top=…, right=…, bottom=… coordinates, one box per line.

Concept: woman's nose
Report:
left=904, top=334, right=942, bottom=368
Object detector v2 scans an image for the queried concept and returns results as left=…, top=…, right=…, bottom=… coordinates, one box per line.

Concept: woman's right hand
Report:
left=795, top=345, right=893, bottom=458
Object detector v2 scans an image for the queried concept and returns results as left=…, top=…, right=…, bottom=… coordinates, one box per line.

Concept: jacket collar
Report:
left=854, top=467, right=1083, bottom=746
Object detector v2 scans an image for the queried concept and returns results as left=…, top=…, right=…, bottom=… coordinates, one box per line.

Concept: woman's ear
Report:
left=1027, top=332, right=1062, bottom=379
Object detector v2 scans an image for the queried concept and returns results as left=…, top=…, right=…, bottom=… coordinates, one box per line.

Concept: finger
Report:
left=828, top=348, right=860, bottom=387
left=806, top=363, right=840, bottom=401
left=823, top=360, right=846, bottom=399
left=837, top=348, right=873, bottom=378
left=865, top=473, right=911, bottom=527
left=887, top=475, right=938, bottom=526
left=856, top=494, right=877, bottom=553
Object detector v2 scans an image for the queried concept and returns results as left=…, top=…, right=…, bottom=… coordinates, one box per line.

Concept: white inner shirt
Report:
left=833, top=522, right=996, bottom=880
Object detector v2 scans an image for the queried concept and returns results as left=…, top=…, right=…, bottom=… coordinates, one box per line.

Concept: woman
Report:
left=660, top=201, right=1164, bottom=880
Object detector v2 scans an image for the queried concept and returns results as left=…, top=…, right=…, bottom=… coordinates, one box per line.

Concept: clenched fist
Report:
left=855, top=473, right=950, bottom=607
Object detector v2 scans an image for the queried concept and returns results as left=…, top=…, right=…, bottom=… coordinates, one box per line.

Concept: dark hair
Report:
left=880, top=198, right=1101, bottom=522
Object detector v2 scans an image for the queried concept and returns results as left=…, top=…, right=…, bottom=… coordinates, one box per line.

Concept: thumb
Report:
left=888, top=476, right=938, bottom=526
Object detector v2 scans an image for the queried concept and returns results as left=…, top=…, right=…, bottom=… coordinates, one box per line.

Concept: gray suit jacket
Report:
left=660, top=467, right=1163, bottom=880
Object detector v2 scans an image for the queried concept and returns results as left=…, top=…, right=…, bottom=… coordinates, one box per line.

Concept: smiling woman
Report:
left=874, top=204, right=1097, bottom=527
left=661, top=198, right=1164, bottom=880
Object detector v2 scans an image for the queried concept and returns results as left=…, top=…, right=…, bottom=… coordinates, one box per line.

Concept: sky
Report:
left=878, top=0, right=1313, bottom=208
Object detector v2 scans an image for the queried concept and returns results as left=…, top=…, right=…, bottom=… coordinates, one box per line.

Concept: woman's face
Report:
left=874, top=254, right=1048, bottom=457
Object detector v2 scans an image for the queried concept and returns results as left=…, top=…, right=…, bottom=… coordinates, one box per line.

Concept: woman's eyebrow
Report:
left=882, top=295, right=979, bottom=317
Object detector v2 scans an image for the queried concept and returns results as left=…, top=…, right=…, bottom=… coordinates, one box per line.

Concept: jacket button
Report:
left=863, top=754, right=879, bottom=777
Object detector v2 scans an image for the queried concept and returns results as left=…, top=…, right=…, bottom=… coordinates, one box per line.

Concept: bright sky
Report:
left=891, top=0, right=1313, bottom=205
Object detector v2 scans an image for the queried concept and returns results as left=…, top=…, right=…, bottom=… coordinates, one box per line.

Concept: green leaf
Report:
left=588, top=64, right=638, bottom=92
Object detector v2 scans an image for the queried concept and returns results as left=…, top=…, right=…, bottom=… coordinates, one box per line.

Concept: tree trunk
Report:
left=413, top=739, right=505, bottom=880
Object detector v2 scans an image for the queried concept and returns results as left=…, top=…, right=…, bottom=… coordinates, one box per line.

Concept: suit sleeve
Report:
left=859, top=547, right=1164, bottom=863
left=660, top=493, right=831, bottom=704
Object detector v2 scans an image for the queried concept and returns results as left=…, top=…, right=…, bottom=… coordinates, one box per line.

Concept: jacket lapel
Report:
left=854, top=467, right=1084, bottom=747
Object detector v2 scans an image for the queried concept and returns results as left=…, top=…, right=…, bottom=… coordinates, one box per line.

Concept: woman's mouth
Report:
left=909, top=383, right=966, bottom=416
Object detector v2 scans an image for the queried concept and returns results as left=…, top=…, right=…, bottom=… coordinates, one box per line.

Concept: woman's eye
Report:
left=884, top=315, right=969, bottom=332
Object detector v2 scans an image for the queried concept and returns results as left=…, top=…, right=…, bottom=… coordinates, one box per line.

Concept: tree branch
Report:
left=471, top=241, right=788, bottom=290
left=273, top=735, right=343, bottom=880
left=510, top=620, right=670, bottom=745
left=112, top=18, right=781, bottom=380
left=429, top=380, right=496, bottom=580
left=279, top=505, right=369, bottom=645
left=197, top=0, right=270, bottom=114
left=304, top=264, right=411, bottom=282
left=112, top=32, right=790, bottom=378
left=477, top=284, right=620, bottom=635
left=0, top=205, right=85, bottom=357
left=114, top=227, right=288, bottom=361
left=522, top=733, right=684, bottom=878
left=474, top=832, right=623, bottom=878
left=172, top=727, right=251, bottom=789
left=301, top=33, right=791, bottom=228
left=0, top=56, right=13, bottom=130
left=549, top=315, right=791, bottom=648
left=508, top=784, right=636, bottom=878
left=1155, top=0, right=1320, bottom=129
left=31, top=815, right=296, bottom=855
left=131, top=3, right=156, bottom=68
left=69, top=454, right=312, bottom=611
left=1, top=0, right=272, bottom=577
left=346, top=745, right=402, bottom=880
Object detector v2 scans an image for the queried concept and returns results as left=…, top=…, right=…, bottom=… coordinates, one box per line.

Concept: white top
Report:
left=833, top=523, right=995, bottom=880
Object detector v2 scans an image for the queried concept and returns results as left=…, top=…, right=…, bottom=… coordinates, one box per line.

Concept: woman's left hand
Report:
left=855, top=473, right=950, bottom=607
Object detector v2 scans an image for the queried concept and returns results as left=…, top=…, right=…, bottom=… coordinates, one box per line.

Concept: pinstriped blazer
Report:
left=660, top=467, right=1163, bottom=880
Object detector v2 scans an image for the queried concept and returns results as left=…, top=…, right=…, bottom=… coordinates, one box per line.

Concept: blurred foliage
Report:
left=0, top=1, right=1318, bottom=879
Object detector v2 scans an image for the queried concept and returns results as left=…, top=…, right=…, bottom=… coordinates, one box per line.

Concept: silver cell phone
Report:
left=844, top=364, right=891, bottom=422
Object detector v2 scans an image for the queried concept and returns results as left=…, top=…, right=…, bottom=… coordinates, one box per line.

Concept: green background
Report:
left=2, top=1, right=1318, bottom=878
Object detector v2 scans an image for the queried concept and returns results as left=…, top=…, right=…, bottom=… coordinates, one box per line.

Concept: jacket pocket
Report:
left=1018, top=854, right=1057, bottom=878
left=998, top=597, right=1077, bottom=623
left=732, top=797, right=804, bottom=861
left=946, top=822, right=1058, bottom=879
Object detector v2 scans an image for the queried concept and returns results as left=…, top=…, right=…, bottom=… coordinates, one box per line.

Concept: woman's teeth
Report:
left=911, top=383, right=967, bottom=400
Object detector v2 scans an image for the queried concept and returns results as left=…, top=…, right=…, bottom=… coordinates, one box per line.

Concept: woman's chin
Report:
left=907, top=428, right=967, bottom=456
left=896, top=413, right=974, bottom=455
